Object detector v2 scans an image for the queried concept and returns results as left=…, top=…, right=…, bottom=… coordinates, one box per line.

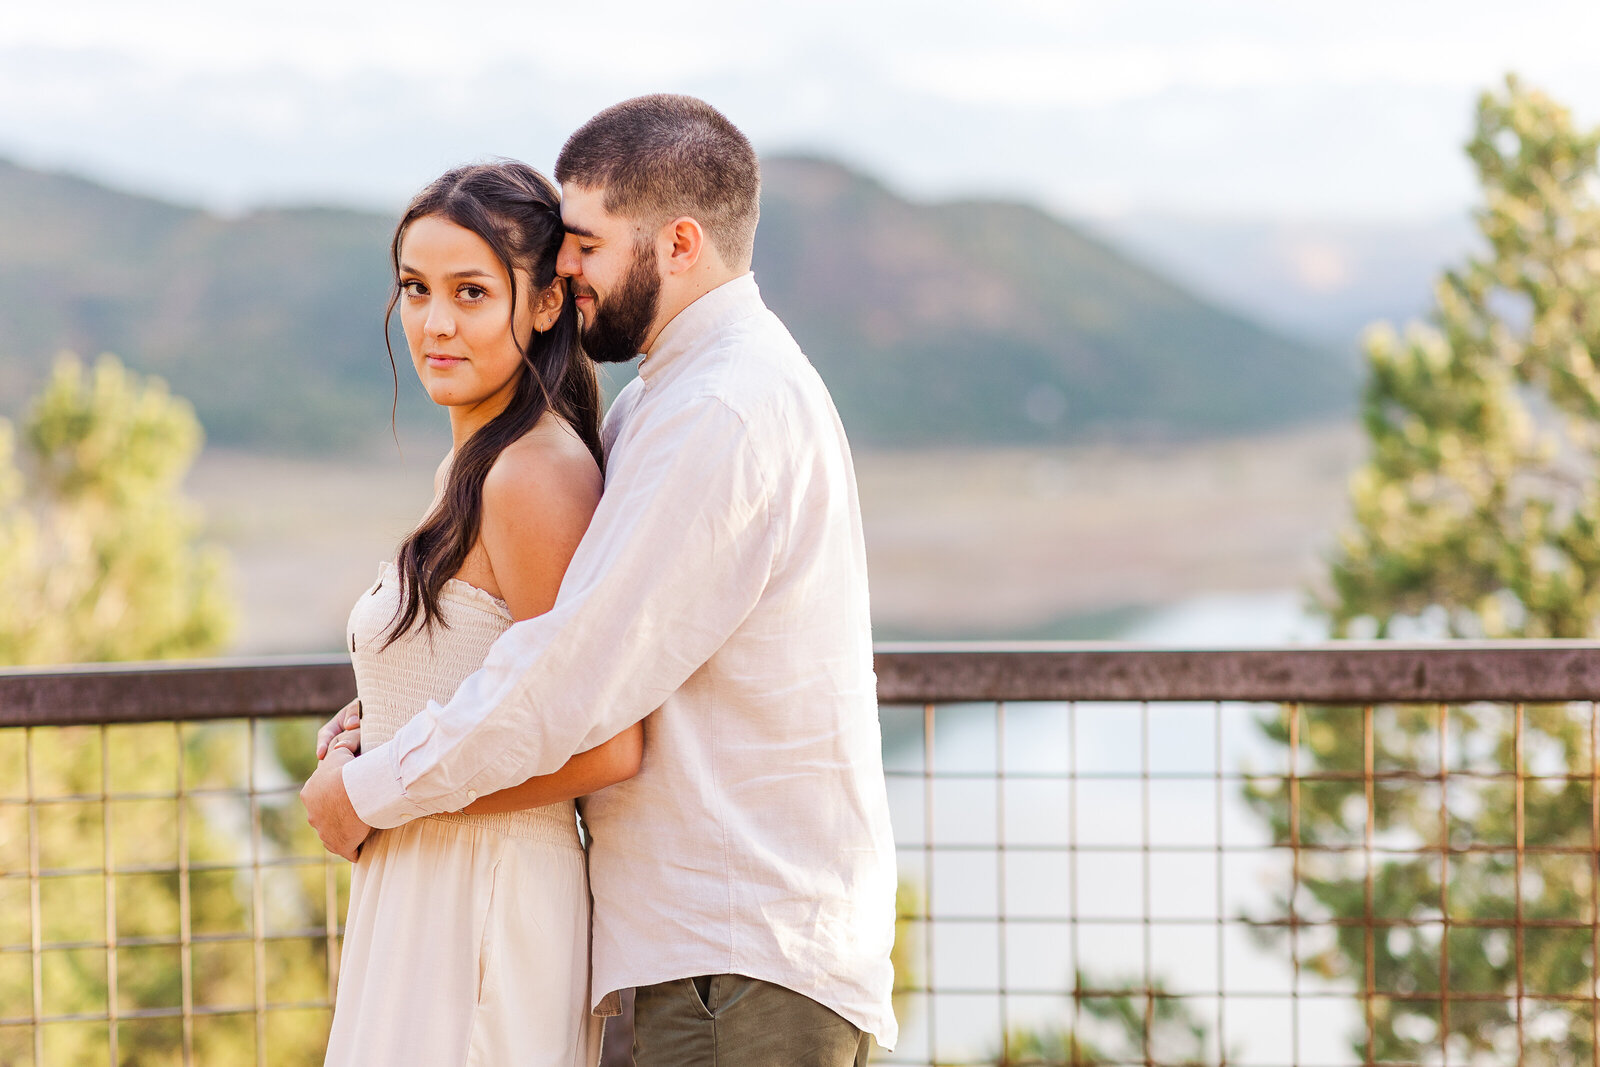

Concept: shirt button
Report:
left=465, top=790, right=478, bottom=803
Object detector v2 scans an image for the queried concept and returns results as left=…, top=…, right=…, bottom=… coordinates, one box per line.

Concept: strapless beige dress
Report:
left=324, top=562, right=602, bottom=1067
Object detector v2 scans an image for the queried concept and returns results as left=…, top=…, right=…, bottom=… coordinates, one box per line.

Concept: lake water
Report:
left=881, top=591, right=1358, bottom=1064
left=1120, top=589, right=1327, bottom=646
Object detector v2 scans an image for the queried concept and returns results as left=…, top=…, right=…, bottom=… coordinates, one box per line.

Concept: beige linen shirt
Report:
left=342, top=273, right=899, bottom=1048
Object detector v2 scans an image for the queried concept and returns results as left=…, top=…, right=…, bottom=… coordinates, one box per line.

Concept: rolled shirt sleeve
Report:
left=344, top=394, right=775, bottom=828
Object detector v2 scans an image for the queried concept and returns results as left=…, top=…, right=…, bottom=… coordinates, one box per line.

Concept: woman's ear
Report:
left=532, top=279, right=566, bottom=333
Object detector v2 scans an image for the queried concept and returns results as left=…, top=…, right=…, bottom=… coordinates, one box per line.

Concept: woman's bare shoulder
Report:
left=476, top=417, right=602, bottom=619
left=481, top=415, right=603, bottom=523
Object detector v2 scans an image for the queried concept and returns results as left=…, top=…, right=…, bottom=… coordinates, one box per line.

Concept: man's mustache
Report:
left=570, top=281, right=597, bottom=301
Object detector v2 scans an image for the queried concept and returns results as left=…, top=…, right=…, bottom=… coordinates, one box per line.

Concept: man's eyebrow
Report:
left=563, top=224, right=599, bottom=239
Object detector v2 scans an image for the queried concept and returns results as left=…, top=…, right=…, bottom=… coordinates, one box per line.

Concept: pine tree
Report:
left=1330, top=75, right=1600, bottom=640
left=0, top=354, right=231, bottom=662
left=0, top=357, right=330, bottom=1065
left=1247, top=76, right=1600, bottom=1064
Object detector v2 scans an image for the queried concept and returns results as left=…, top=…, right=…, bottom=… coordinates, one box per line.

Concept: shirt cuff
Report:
left=342, top=742, right=432, bottom=829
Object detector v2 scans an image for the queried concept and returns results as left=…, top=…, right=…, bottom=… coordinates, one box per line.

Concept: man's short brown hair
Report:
left=555, top=94, right=760, bottom=269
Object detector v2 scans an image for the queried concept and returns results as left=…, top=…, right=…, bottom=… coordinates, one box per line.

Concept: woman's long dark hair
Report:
left=381, top=161, right=602, bottom=647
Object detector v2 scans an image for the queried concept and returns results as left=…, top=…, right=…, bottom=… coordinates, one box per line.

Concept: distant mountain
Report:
left=0, top=156, right=1351, bottom=451
left=1093, top=212, right=1478, bottom=353
left=0, top=159, right=401, bottom=448
left=757, top=158, right=1352, bottom=445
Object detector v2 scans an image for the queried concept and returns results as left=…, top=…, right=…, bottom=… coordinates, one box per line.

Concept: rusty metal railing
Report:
left=4, top=645, right=1600, bottom=1065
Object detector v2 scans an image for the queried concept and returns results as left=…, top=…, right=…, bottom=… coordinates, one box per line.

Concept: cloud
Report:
left=4, top=0, right=1600, bottom=219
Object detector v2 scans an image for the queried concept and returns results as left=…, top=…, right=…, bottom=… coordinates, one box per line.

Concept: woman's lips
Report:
left=425, top=353, right=465, bottom=367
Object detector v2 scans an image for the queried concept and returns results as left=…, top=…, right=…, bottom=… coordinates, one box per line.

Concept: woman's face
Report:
left=397, top=215, right=534, bottom=420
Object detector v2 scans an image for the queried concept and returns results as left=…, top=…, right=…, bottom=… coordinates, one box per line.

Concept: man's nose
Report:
left=555, top=234, right=581, bottom=279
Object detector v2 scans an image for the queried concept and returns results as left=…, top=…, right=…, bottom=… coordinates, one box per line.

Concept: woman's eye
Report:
left=400, top=280, right=425, bottom=297
left=579, top=246, right=596, bottom=256
left=459, top=285, right=486, bottom=301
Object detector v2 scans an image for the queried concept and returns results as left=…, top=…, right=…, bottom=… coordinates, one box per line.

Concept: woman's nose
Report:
left=424, top=300, right=454, bottom=337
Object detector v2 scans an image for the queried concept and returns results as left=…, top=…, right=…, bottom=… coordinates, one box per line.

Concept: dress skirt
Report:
left=324, top=813, right=603, bottom=1066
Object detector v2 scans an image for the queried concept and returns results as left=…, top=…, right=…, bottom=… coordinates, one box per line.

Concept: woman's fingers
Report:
left=328, top=727, right=362, bottom=757
left=316, top=699, right=362, bottom=760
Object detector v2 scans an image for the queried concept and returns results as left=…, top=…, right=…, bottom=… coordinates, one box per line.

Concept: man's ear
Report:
left=661, top=216, right=705, bottom=276
left=531, top=279, right=565, bottom=333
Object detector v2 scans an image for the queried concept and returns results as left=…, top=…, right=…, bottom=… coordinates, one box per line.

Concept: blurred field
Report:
left=858, top=421, right=1359, bottom=638
left=188, top=447, right=439, bottom=655
left=189, top=422, right=1360, bottom=654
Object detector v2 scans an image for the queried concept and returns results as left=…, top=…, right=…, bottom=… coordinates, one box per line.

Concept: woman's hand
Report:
left=315, top=699, right=362, bottom=760
left=301, top=745, right=371, bottom=861
left=328, top=726, right=362, bottom=758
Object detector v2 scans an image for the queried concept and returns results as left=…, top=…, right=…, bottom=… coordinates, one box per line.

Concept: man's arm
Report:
left=340, top=395, right=775, bottom=828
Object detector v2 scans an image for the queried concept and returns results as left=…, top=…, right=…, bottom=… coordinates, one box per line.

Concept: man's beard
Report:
left=578, top=240, right=661, bottom=365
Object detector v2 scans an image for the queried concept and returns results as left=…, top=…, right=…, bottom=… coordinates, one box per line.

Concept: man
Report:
left=302, top=94, right=897, bottom=1064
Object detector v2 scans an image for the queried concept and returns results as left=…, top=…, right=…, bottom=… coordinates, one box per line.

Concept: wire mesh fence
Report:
left=878, top=696, right=1600, bottom=1066
left=0, top=715, right=345, bottom=1066
left=0, top=658, right=352, bottom=1065
left=3, top=648, right=1600, bottom=1066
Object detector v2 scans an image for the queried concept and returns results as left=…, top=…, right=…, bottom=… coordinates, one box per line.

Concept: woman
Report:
left=314, top=161, right=640, bottom=1066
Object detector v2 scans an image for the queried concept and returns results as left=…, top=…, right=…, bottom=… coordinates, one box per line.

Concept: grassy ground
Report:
left=188, top=421, right=1361, bottom=654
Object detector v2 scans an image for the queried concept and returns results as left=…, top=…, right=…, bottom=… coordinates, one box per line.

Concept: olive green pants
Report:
left=632, top=974, right=872, bottom=1066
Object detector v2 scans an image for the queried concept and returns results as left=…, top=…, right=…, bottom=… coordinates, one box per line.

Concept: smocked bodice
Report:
left=346, top=561, right=578, bottom=845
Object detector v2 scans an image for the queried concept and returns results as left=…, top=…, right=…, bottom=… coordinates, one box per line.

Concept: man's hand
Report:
left=316, top=699, right=362, bottom=760
left=300, top=747, right=371, bottom=861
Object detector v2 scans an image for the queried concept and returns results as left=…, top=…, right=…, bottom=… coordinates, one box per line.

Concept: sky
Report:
left=4, top=0, right=1600, bottom=222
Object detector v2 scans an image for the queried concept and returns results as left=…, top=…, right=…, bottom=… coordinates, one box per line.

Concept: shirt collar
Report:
left=637, top=272, right=761, bottom=386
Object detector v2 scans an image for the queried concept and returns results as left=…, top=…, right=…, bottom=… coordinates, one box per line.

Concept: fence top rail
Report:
left=875, top=640, right=1600, bottom=704
left=4, top=643, right=1600, bottom=727
left=0, top=654, right=355, bottom=727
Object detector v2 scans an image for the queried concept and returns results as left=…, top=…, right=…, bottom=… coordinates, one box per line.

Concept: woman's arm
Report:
left=461, top=721, right=642, bottom=813
left=461, top=419, right=642, bottom=812
left=327, top=719, right=642, bottom=815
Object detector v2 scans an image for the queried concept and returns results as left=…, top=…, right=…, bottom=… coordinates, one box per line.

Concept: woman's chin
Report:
left=424, top=386, right=469, bottom=408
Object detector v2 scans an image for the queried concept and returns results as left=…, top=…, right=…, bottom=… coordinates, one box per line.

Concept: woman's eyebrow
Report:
left=397, top=264, right=497, bottom=280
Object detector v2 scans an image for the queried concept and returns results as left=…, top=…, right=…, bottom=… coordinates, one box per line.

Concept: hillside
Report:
left=757, top=158, right=1352, bottom=444
left=0, top=156, right=1351, bottom=451
left=0, top=159, right=402, bottom=447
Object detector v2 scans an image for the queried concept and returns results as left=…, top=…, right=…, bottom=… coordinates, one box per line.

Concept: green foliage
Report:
left=1255, top=75, right=1600, bottom=1065
left=1328, top=75, right=1600, bottom=640
left=993, top=974, right=1218, bottom=1066
left=2, top=719, right=338, bottom=1065
left=897, top=870, right=1218, bottom=1064
left=0, top=358, right=332, bottom=1063
left=892, top=878, right=922, bottom=1023
left=1244, top=701, right=1593, bottom=1064
left=0, top=354, right=231, bottom=663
